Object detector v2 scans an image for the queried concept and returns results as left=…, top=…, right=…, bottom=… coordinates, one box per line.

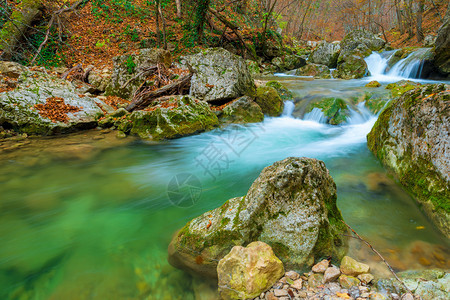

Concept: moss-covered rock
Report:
left=367, top=84, right=450, bottom=237
left=309, top=41, right=341, bottom=68
left=182, top=48, right=256, bottom=102
left=0, top=65, right=113, bottom=135
left=340, top=29, right=386, bottom=54
left=365, top=80, right=381, bottom=88
left=333, top=55, right=368, bottom=79
left=217, top=242, right=284, bottom=299
left=434, top=8, right=450, bottom=75
left=385, top=80, right=421, bottom=97
left=168, top=157, right=348, bottom=278
left=295, top=63, right=331, bottom=79
left=246, top=59, right=261, bottom=78
left=217, top=96, right=264, bottom=124
left=265, top=81, right=293, bottom=101
left=113, top=95, right=218, bottom=140
left=307, top=97, right=350, bottom=125
left=255, top=86, right=284, bottom=117
left=271, top=54, right=306, bottom=71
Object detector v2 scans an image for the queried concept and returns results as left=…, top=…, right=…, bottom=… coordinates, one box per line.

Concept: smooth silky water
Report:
left=1, top=69, right=449, bottom=299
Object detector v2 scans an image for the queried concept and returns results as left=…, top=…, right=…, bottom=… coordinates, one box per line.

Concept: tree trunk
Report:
left=158, top=2, right=167, bottom=49
left=175, top=0, right=182, bottom=18
left=394, top=0, right=404, bottom=34
left=0, top=0, right=44, bottom=60
left=416, top=0, right=424, bottom=42
left=195, top=0, right=210, bottom=42
left=155, top=0, right=161, bottom=47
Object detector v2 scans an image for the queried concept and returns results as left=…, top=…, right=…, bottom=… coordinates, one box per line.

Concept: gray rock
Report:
left=168, top=157, right=348, bottom=278
left=367, top=84, right=450, bottom=237
left=272, top=55, right=306, bottom=71
left=434, top=8, right=450, bottom=75
left=324, top=266, right=341, bottom=283
left=0, top=61, right=27, bottom=78
left=105, top=48, right=172, bottom=99
left=309, top=41, right=341, bottom=68
left=295, top=63, right=331, bottom=79
left=423, top=35, right=436, bottom=47
left=0, top=68, right=112, bottom=135
left=182, top=48, right=256, bottom=102
left=88, top=67, right=112, bottom=92
left=340, top=29, right=386, bottom=55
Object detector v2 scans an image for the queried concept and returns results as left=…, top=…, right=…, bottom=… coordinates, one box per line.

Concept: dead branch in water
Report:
left=341, top=221, right=412, bottom=294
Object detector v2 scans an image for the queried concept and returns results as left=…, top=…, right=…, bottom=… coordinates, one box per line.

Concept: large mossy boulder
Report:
left=340, top=29, right=386, bottom=55
left=255, top=86, right=284, bottom=116
left=309, top=41, right=341, bottom=68
left=182, top=48, right=256, bottom=102
left=217, top=96, right=264, bottom=124
left=0, top=63, right=113, bottom=135
left=105, top=48, right=172, bottom=99
left=306, top=97, right=350, bottom=125
left=434, top=7, right=450, bottom=76
left=333, top=55, right=368, bottom=79
left=271, top=54, right=306, bottom=71
left=168, top=157, right=348, bottom=278
left=295, top=63, right=331, bottom=79
left=385, top=80, right=421, bottom=98
left=217, top=241, right=284, bottom=300
left=111, top=95, right=218, bottom=140
left=265, top=81, right=293, bottom=101
left=367, top=84, right=450, bottom=237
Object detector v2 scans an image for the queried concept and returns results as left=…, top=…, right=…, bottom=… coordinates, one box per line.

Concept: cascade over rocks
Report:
left=309, top=41, right=341, bottom=68
left=367, top=84, right=450, bottom=237
left=168, top=157, right=348, bottom=279
left=105, top=48, right=172, bottom=100
left=181, top=48, right=256, bottom=103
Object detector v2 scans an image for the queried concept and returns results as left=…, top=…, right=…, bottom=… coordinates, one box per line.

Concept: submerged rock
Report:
left=367, top=84, right=450, bottom=237
left=105, top=48, right=172, bottom=99
left=168, top=157, right=348, bottom=278
left=255, top=86, right=284, bottom=117
left=217, top=241, right=284, bottom=300
left=217, top=96, right=264, bottom=124
left=340, top=256, right=370, bottom=276
left=295, top=63, right=331, bottom=79
left=182, top=48, right=256, bottom=102
left=113, top=95, right=218, bottom=140
left=309, top=41, right=341, bottom=68
left=0, top=65, right=112, bottom=135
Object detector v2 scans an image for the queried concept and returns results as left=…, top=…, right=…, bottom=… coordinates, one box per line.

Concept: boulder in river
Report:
left=217, top=241, right=284, bottom=299
left=265, top=80, right=293, bottom=101
left=295, top=63, right=331, bottom=79
left=333, top=55, right=368, bottom=79
left=272, top=54, right=306, bottom=71
left=217, top=96, right=264, bottom=124
left=182, top=48, right=256, bottom=103
left=112, top=95, right=219, bottom=140
left=168, top=157, right=348, bottom=278
left=305, top=97, right=350, bottom=125
left=105, top=48, right=172, bottom=99
left=340, top=29, right=385, bottom=56
left=0, top=62, right=113, bottom=135
left=367, top=84, right=450, bottom=237
left=309, top=41, right=341, bottom=68
left=433, top=7, right=450, bottom=76
left=255, top=86, right=284, bottom=117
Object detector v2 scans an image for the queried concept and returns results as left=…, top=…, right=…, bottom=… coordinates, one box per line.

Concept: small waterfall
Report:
left=364, top=48, right=432, bottom=80
left=347, top=102, right=374, bottom=124
left=282, top=101, right=295, bottom=117
left=303, top=108, right=327, bottom=123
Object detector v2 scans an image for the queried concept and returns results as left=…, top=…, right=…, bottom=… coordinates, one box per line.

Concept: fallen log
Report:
left=125, top=73, right=193, bottom=112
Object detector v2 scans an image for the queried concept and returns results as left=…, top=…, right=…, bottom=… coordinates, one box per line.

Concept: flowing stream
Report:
left=0, top=53, right=449, bottom=299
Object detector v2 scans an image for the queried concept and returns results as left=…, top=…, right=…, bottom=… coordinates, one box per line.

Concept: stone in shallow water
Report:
left=324, top=266, right=341, bottom=283
left=339, top=274, right=360, bottom=289
left=358, top=273, right=374, bottom=284
left=217, top=241, right=284, bottom=300
left=340, top=256, right=370, bottom=276
left=312, top=259, right=330, bottom=273
left=308, top=273, right=324, bottom=288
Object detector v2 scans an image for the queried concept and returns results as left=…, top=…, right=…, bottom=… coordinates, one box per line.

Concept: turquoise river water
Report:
left=0, top=76, right=448, bottom=300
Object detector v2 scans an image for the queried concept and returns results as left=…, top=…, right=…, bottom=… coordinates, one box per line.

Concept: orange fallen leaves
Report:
left=34, top=97, right=81, bottom=123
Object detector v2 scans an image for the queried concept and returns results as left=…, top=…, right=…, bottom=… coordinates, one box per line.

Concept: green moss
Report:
left=266, top=81, right=293, bottom=101
left=255, top=86, right=284, bottom=117
left=270, top=242, right=290, bottom=260
left=310, top=97, right=349, bottom=125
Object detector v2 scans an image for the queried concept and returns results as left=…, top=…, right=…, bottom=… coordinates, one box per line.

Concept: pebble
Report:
left=400, top=293, right=414, bottom=300
left=358, top=273, right=374, bottom=284
left=312, top=259, right=330, bottom=273
left=324, top=266, right=341, bottom=283
left=285, top=270, right=300, bottom=280
left=349, top=286, right=361, bottom=298
left=290, top=278, right=302, bottom=290
left=273, top=289, right=288, bottom=297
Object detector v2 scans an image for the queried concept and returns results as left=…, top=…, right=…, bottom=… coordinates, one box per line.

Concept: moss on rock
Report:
left=255, top=86, right=284, bottom=117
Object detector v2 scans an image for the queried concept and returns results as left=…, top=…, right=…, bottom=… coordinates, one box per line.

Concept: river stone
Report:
left=367, top=84, right=450, bottom=237
left=358, top=273, right=374, bottom=284
left=308, top=273, right=324, bottom=288
left=88, top=67, right=112, bottom=92
left=295, top=63, right=331, bottom=79
left=265, top=81, right=293, bottom=101
left=217, top=96, right=264, bottom=124
left=182, top=48, right=256, bottom=102
left=114, top=95, right=218, bottom=140
left=385, top=80, right=421, bottom=97
left=366, top=81, right=381, bottom=88
left=305, top=97, right=350, bottom=125
left=217, top=241, right=284, bottom=300
left=285, top=271, right=300, bottom=281
left=272, top=55, right=306, bottom=71
left=168, top=157, right=348, bottom=278
left=333, top=55, right=368, bottom=79
left=105, top=48, right=172, bottom=99
left=309, top=41, right=341, bottom=68
left=0, top=67, right=113, bottom=135
left=324, top=266, right=341, bottom=283
left=255, top=86, right=284, bottom=117
left=339, top=274, right=360, bottom=289
left=340, top=29, right=386, bottom=55
left=340, top=256, right=370, bottom=276
left=312, top=259, right=329, bottom=273
left=434, top=8, right=450, bottom=75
